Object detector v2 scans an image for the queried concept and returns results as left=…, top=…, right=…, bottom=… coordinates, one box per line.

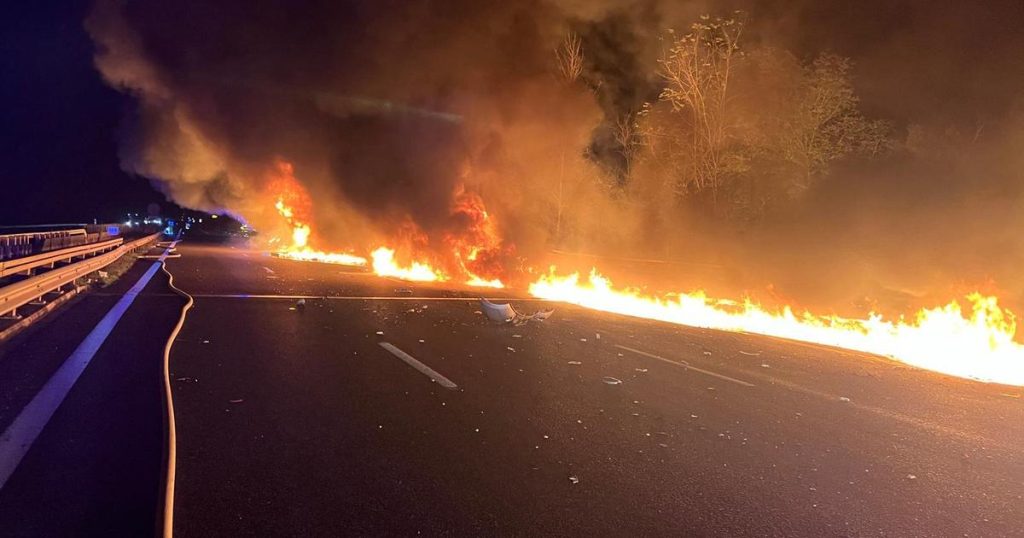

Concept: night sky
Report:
left=0, top=0, right=172, bottom=225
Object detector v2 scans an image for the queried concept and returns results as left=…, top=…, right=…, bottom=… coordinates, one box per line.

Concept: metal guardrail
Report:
left=0, top=238, right=124, bottom=279
left=0, top=228, right=89, bottom=261
left=0, top=229, right=86, bottom=241
left=0, top=233, right=160, bottom=319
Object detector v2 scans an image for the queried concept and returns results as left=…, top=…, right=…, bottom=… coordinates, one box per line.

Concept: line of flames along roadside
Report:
left=528, top=267, right=1024, bottom=387
left=267, top=185, right=1023, bottom=386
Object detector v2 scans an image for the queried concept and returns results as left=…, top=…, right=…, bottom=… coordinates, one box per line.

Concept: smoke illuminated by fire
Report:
left=529, top=268, right=1024, bottom=386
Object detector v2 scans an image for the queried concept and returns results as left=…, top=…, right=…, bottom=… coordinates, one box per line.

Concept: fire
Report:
left=466, top=275, right=505, bottom=288
left=272, top=196, right=368, bottom=267
left=269, top=182, right=507, bottom=286
left=529, top=268, right=1024, bottom=386
left=263, top=161, right=1024, bottom=386
left=447, top=187, right=508, bottom=288
left=268, top=161, right=368, bottom=267
left=370, top=247, right=447, bottom=282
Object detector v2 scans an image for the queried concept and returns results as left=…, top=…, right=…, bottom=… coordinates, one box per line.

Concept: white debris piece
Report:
left=479, top=298, right=555, bottom=325
left=602, top=376, right=623, bottom=385
left=567, top=361, right=582, bottom=365
left=480, top=298, right=516, bottom=322
left=839, top=396, right=851, bottom=402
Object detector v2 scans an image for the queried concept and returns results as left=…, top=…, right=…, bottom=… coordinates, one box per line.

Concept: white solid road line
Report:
left=379, top=342, right=458, bottom=390
left=0, top=244, right=174, bottom=491
left=615, top=344, right=755, bottom=387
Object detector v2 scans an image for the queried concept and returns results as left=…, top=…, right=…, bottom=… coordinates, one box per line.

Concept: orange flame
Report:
left=447, top=187, right=508, bottom=288
left=528, top=268, right=1024, bottom=386
left=270, top=162, right=367, bottom=267
left=370, top=247, right=447, bottom=282
left=263, top=161, right=1024, bottom=385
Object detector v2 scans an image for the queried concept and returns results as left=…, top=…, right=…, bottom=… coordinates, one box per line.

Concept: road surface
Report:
left=2, top=240, right=1023, bottom=536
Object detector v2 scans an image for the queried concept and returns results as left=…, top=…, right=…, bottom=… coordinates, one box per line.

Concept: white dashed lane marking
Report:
left=379, top=342, right=458, bottom=390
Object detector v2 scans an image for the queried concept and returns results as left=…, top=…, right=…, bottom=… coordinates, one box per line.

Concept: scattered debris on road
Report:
left=229, top=399, right=244, bottom=403
left=839, top=396, right=851, bottom=402
left=567, top=360, right=582, bottom=365
left=568, top=475, right=580, bottom=485
left=602, top=376, right=623, bottom=385
left=739, top=350, right=761, bottom=356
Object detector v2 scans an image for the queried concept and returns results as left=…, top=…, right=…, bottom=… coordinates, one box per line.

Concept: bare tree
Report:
left=657, top=13, right=745, bottom=208
left=552, top=31, right=585, bottom=242
left=613, top=113, right=641, bottom=178
left=556, top=32, right=585, bottom=84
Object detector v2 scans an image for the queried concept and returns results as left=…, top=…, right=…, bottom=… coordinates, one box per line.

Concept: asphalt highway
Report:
left=1, top=240, right=1023, bottom=536
left=164, top=244, right=1024, bottom=536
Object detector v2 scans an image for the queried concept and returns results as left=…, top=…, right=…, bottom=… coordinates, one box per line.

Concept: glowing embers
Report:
left=529, top=268, right=1024, bottom=386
